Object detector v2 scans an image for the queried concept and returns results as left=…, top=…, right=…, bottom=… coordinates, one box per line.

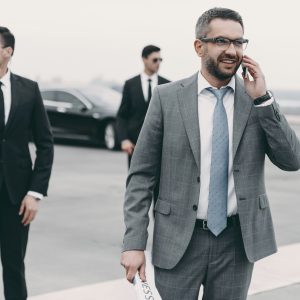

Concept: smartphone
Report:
left=242, top=66, right=248, bottom=77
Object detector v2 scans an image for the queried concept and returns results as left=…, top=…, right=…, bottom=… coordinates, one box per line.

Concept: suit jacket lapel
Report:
left=5, top=73, right=21, bottom=134
left=176, top=73, right=253, bottom=169
left=177, top=73, right=200, bottom=170
left=232, top=76, right=253, bottom=159
left=158, top=76, right=164, bottom=85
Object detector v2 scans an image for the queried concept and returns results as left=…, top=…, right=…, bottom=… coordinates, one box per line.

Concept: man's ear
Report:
left=194, top=39, right=204, bottom=58
left=142, top=57, right=147, bottom=64
left=4, top=47, right=13, bottom=58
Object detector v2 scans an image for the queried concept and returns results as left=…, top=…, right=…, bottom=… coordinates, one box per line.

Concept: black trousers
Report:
left=128, top=153, right=133, bottom=168
left=0, top=182, right=29, bottom=300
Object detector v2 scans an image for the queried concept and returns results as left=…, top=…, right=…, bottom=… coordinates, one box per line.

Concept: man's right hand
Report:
left=121, top=140, right=135, bottom=155
left=120, top=250, right=146, bottom=283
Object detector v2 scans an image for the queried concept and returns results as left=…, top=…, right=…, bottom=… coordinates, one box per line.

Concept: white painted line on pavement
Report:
left=29, top=243, right=300, bottom=300
left=249, top=243, right=300, bottom=295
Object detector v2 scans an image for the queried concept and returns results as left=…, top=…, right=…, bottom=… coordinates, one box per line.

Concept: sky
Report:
left=1, top=0, right=300, bottom=90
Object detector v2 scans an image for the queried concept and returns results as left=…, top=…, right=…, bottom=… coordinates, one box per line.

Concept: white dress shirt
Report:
left=197, top=72, right=273, bottom=219
left=0, top=70, right=43, bottom=200
left=140, top=72, right=158, bottom=101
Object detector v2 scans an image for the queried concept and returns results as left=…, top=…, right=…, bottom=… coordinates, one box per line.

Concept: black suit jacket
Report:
left=116, top=74, right=170, bottom=144
left=0, top=73, right=54, bottom=205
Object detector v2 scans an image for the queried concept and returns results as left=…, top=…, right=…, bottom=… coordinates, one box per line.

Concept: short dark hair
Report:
left=0, top=27, right=15, bottom=55
left=142, top=45, right=161, bottom=58
left=195, top=7, right=244, bottom=39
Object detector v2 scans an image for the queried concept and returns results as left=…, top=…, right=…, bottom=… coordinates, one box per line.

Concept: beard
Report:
left=204, top=53, right=242, bottom=81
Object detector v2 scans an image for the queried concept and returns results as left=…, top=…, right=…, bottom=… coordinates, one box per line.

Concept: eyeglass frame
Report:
left=198, top=36, right=249, bottom=51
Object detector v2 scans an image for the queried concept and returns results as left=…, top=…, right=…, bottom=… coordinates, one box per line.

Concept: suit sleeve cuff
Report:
left=27, top=191, right=44, bottom=200
left=254, top=97, right=274, bottom=107
left=122, top=238, right=147, bottom=252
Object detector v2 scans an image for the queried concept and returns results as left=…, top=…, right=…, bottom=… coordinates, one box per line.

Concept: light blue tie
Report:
left=206, top=87, right=231, bottom=236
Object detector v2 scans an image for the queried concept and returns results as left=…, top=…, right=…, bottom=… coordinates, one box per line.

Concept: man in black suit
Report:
left=0, top=27, right=54, bottom=300
left=117, top=45, right=169, bottom=167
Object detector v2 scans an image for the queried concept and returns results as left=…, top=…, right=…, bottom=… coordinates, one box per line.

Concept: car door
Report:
left=54, top=90, right=96, bottom=140
left=42, top=90, right=63, bottom=134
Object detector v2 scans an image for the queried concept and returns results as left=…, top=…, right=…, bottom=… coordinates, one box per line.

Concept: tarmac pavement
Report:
left=0, top=125, right=299, bottom=300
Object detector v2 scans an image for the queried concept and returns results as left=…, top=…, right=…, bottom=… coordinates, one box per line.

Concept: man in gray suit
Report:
left=121, top=7, right=300, bottom=300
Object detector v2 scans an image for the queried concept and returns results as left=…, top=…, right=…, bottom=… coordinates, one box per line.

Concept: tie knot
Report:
left=206, top=86, right=230, bottom=102
left=148, top=78, right=152, bottom=83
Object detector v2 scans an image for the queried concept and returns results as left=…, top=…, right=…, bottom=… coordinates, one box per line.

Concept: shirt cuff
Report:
left=27, top=191, right=44, bottom=200
left=254, top=97, right=274, bottom=107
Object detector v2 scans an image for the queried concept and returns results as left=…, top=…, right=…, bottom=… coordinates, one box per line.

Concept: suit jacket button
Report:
left=193, top=205, right=198, bottom=211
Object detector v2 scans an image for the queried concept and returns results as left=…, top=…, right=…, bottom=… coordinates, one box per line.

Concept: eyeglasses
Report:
left=153, top=58, right=163, bottom=63
left=199, top=37, right=249, bottom=51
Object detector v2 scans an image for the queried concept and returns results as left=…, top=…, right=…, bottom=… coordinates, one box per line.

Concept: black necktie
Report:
left=0, top=82, right=5, bottom=137
left=147, top=78, right=152, bottom=102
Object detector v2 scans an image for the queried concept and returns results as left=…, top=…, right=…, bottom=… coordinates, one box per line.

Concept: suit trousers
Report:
left=0, top=182, right=29, bottom=300
left=155, top=220, right=254, bottom=300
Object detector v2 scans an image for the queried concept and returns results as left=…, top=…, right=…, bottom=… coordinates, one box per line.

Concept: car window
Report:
left=79, top=87, right=121, bottom=110
left=56, top=91, right=84, bottom=109
left=41, top=90, right=56, bottom=101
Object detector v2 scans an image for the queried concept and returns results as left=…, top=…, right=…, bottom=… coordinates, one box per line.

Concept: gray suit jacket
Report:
left=122, top=73, right=300, bottom=269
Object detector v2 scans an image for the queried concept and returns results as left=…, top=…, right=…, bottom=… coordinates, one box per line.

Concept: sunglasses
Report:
left=152, top=58, right=163, bottom=63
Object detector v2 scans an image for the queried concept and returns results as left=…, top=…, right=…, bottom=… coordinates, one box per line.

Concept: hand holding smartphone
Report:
left=242, top=55, right=268, bottom=99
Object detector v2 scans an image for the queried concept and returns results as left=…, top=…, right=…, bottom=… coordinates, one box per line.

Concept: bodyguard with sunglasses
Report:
left=121, top=8, right=300, bottom=300
left=116, top=45, right=169, bottom=168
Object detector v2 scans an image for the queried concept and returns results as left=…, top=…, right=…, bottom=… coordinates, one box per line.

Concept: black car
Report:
left=41, top=86, right=121, bottom=150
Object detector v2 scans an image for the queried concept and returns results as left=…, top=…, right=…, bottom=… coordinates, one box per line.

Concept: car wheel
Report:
left=104, top=122, right=117, bottom=150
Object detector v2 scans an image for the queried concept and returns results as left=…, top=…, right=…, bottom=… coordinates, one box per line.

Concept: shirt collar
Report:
left=197, top=71, right=235, bottom=95
left=0, top=69, right=11, bottom=87
left=141, top=71, right=158, bottom=82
